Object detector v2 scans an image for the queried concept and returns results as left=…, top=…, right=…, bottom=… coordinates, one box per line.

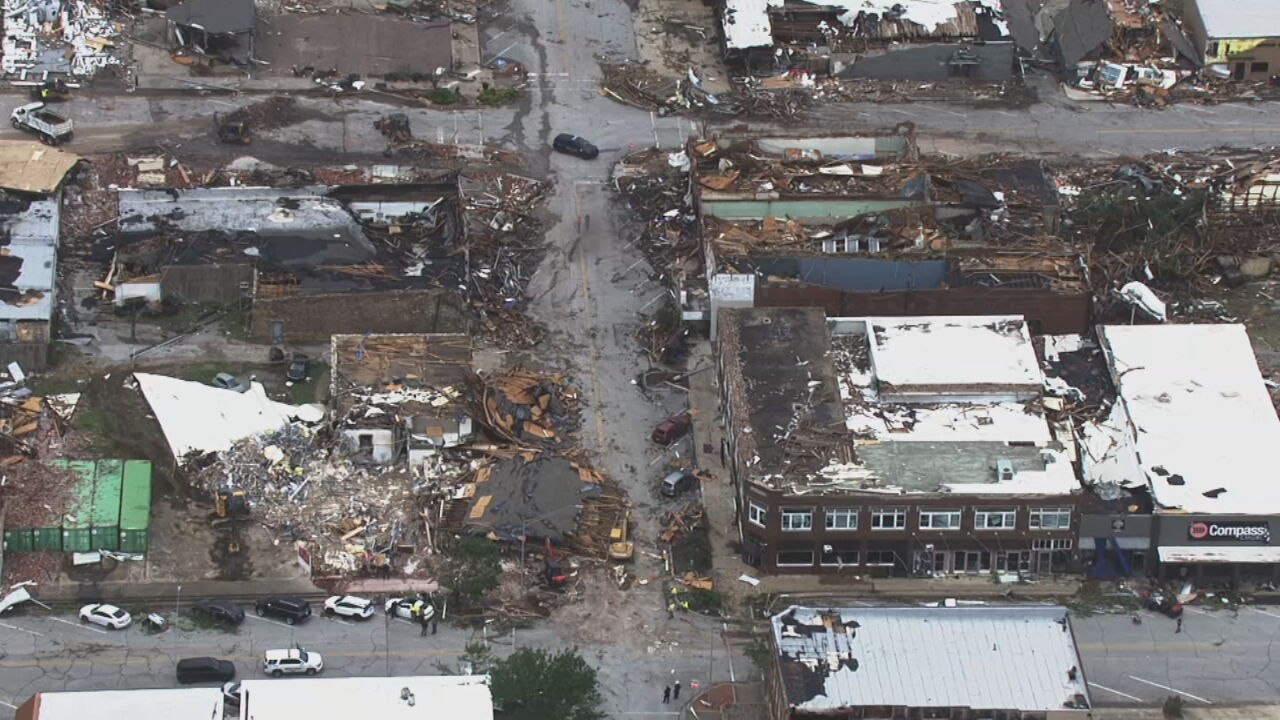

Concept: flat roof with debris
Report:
left=721, top=308, right=1075, bottom=495
left=0, top=197, right=59, bottom=322
left=1090, top=324, right=1280, bottom=515
left=1192, top=0, right=1280, bottom=40
left=119, top=187, right=371, bottom=259
left=771, top=605, right=1090, bottom=714
left=0, top=142, right=79, bottom=194
left=330, top=333, right=473, bottom=418
left=166, top=0, right=255, bottom=34
left=462, top=455, right=602, bottom=544
left=237, top=675, right=492, bottom=720
left=866, top=316, right=1043, bottom=398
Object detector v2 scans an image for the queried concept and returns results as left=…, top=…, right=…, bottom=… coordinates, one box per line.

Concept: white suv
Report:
left=263, top=648, right=323, bottom=677
left=323, top=595, right=374, bottom=620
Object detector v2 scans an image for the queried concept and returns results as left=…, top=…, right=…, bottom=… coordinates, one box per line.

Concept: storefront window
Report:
left=776, top=548, right=815, bottom=567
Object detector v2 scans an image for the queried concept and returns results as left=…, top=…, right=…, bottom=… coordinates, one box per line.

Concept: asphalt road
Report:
left=0, top=603, right=746, bottom=718
left=1076, top=605, right=1280, bottom=706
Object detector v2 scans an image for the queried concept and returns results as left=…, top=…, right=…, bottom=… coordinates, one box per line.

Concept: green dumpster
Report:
left=59, top=460, right=97, bottom=552
left=91, top=459, right=123, bottom=551
left=32, top=526, right=62, bottom=551
left=4, top=528, right=33, bottom=552
left=118, top=460, right=153, bottom=553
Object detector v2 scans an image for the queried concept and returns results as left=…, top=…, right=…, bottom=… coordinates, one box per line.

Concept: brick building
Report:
left=718, top=308, right=1081, bottom=576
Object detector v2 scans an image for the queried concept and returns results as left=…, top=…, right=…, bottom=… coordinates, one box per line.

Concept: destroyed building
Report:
left=720, top=0, right=1011, bottom=77
left=1, top=0, right=121, bottom=77
left=692, top=134, right=1091, bottom=337
left=329, top=333, right=474, bottom=468
left=1183, top=0, right=1280, bottom=82
left=0, top=197, right=57, bottom=369
left=106, top=183, right=470, bottom=342
left=767, top=605, right=1091, bottom=719
left=720, top=308, right=1081, bottom=576
left=166, top=0, right=257, bottom=64
left=1079, top=324, right=1280, bottom=586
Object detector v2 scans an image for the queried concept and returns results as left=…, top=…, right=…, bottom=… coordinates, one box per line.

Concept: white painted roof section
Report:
left=866, top=316, right=1042, bottom=392
left=771, top=605, right=1090, bottom=712
left=1098, top=324, right=1280, bottom=515
left=30, top=688, right=223, bottom=720
left=843, top=399, right=1052, bottom=443
left=1159, top=546, right=1280, bottom=563
left=722, top=0, right=780, bottom=49
left=0, top=198, right=58, bottom=322
left=135, top=373, right=324, bottom=459
left=238, top=675, right=492, bottom=720
left=1193, top=0, right=1280, bottom=39
left=851, top=0, right=972, bottom=30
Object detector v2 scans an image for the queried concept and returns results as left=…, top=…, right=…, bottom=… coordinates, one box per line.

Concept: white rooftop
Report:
left=26, top=688, right=222, bottom=720
left=772, top=605, right=1090, bottom=712
left=1095, top=324, right=1280, bottom=515
left=1193, top=0, right=1280, bottom=40
left=238, top=675, right=492, bottom=720
left=865, top=316, right=1043, bottom=397
left=135, top=373, right=324, bottom=459
left=722, top=0, right=778, bottom=49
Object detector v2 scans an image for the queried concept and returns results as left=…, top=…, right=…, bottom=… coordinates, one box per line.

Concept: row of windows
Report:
left=776, top=540, right=1076, bottom=569
left=749, top=502, right=1072, bottom=532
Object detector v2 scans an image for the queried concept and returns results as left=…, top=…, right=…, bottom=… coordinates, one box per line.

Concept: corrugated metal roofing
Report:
left=772, top=605, right=1090, bottom=712
left=1194, top=0, right=1280, bottom=39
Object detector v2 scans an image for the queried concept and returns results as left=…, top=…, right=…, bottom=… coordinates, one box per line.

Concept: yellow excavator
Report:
left=609, top=508, right=634, bottom=561
left=212, top=488, right=250, bottom=555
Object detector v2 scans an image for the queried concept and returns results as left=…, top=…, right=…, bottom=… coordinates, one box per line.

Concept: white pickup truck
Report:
left=10, top=103, right=73, bottom=145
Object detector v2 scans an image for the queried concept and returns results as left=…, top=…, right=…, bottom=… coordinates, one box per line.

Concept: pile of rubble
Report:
left=601, top=63, right=813, bottom=119
left=187, top=422, right=476, bottom=574
left=224, top=96, right=305, bottom=131
left=1058, top=149, right=1280, bottom=311
left=1, top=0, right=121, bottom=78
left=461, top=170, right=551, bottom=347
left=473, top=369, right=579, bottom=446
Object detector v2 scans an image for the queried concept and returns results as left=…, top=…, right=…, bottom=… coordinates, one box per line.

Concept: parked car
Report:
left=212, top=373, right=248, bottom=393
left=552, top=133, right=599, bottom=160
left=222, top=681, right=242, bottom=707
left=79, top=603, right=132, bottom=630
left=323, top=595, right=374, bottom=620
left=190, top=600, right=244, bottom=626
left=661, top=470, right=697, bottom=497
left=486, top=57, right=525, bottom=76
left=254, top=597, right=312, bottom=625
left=385, top=596, right=434, bottom=621
left=263, top=648, right=323, bottom=677
left=651, top=413, right=692, bottom=445
left=286, top=356, right=309, bottom=383
left=176, top=657, right=236, bottom=684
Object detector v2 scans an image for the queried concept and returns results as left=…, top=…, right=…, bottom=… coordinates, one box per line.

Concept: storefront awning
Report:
left=1159, top=546, right=1280, bottom=564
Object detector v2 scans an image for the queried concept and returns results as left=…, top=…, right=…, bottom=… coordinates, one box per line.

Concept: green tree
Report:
left=490, top=647, right=604, bottom=720
left=450, top=536, right=502, bottom=605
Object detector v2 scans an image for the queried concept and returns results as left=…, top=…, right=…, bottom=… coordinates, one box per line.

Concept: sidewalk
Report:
left=32, top=577, right=325, bottom=606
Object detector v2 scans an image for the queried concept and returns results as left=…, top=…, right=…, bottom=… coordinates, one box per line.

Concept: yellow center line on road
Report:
left=0, top=647, right=464, bottom=669
left=1097, top=127, right=1280, bottom=134
left=578, top=239, right=608, bottom=461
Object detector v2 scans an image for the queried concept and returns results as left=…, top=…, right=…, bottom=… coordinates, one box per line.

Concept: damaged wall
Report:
left=834, top=43, right=1018, bottom=82
left=756, top=284, right=1091, bottom=335
left=249, top=289, right=467, bottom=343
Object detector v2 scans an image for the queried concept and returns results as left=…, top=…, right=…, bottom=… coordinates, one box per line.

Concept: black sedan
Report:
left=553, top=133, right=599, bottom=160
left=190, top=600, right=245, bottom=626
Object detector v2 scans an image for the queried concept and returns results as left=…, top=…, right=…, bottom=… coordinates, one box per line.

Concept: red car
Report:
left=651, top=413, right=692, bottom=445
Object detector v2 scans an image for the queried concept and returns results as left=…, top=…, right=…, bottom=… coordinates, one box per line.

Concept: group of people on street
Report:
left=662, top=680, right=682, bottom=704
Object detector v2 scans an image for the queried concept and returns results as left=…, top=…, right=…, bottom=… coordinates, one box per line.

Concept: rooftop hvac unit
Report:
left=994, top=459, right=1014, bottom=482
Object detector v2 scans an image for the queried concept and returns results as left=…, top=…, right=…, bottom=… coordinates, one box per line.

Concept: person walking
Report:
left=420, top=613, right=430, bottom=636
left=673, top=680, right=681, bottom=700
left=662, top=686, right=671, bottom=704
left=1175, top=616, right=1183, bottom=633
left=431, top=613, right=439, bottom=635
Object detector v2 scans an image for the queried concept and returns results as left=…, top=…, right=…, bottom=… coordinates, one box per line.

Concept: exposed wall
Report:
left=0, top=340, right=49, bottom=370
left=250, top=289, right=467, bottom=343
left=755, top=285, right=1092, bottom=335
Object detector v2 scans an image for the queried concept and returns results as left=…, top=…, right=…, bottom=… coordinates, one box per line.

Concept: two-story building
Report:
left=719, top=307, right=1081, bottom=576
left=1184, top=0, right=1280, bottom=82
